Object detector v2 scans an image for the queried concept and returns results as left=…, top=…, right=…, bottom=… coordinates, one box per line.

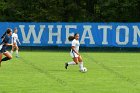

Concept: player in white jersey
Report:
left=65, top=33, right=85, bottom=71
left=11, top=28, right=21, bottom=58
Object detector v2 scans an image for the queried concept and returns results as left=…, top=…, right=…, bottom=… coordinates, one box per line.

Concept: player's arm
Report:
left=5, top=43, right=12, bottom=46
left=71, top=40, right=80, bottom=55
left=17, top=39, right=21, bottom=45
left=71, top=46, right=80, bottom=56
left=4, top=38, right=13, bottom=46
left=12, top=37, right=16, bottom=46
left=16, top=36, right=21, bottom=45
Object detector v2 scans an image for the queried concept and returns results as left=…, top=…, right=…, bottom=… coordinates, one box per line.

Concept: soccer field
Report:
left=0, top=51, right=139, bottom=93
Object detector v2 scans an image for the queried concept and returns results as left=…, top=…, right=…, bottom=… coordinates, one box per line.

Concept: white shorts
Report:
left=12, top=42, right=17, bottom=46
left=70, top=51, right=79, bottom=58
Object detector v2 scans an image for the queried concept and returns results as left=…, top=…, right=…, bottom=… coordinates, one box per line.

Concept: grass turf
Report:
left=0, top=51, right=140, bottom=93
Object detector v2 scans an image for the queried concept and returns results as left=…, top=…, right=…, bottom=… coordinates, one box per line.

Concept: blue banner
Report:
left=0, top=22, right=140, bottom=47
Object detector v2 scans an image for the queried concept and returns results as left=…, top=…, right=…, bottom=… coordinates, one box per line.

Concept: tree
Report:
left=0, top=0, right=140, bottom=22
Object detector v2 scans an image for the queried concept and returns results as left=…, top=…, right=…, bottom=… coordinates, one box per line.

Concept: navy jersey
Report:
left=0, top=35, right=10, bottom=51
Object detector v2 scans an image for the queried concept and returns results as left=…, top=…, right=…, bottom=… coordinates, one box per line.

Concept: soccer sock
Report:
left=1, top=57, right=10, bottom=62
left=79, top=62, right=84, bottom=70
left=68, top=61, right=76, bottom=65
left=11, top=50, right=13, bottom=54
left=16, top=50, right=19, bottom=56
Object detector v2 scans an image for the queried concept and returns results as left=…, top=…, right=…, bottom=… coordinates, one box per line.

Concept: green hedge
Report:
left=0, top=0, right=140, bottom=22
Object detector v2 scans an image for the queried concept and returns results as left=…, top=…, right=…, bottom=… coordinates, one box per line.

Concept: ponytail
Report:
left=1, top=32, right=7, bottom=39
left=1, top=28, right=12, bottom=39
left=68, top=33, right=79, bottom=41
left=68, top=36, right=75, bottom=41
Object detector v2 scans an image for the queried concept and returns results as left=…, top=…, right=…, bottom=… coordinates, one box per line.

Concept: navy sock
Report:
left=1, top=57, right=10, bottom=62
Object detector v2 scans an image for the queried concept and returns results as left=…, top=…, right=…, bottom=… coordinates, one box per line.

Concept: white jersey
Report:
left=70, top=39, right=80, bottom=58
left=12, top=33, right=20, bottom=44
left=71, top=39, right=80, bottom=53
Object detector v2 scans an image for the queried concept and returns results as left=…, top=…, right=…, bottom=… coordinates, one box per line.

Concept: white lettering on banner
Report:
left=80, top=25, right=95, bottom=44
left=19, top=25, right=45, bottom=44
left=48, top=25, right=62, bottom=44
left=132, top=26, right=140, bottom=45
left=18, top=24, right=140, bottom=46
left=116, top=26, right=129, bottom=45
left=65, top=25, right=77, bottom=44
left=98, top=25, right=112, bottom=45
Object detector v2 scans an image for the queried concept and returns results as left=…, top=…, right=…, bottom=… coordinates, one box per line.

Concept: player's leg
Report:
left=11, top=42, right=16, bottom=54
left=0, top=53, right=2, bottom=67
left=11, top=45, right=15, bottom=54
left=15, top=45, right=19, bottom=57
left=1, top=51, right=12, bottom=62
left=65, top=52, right=79, bottom=69
left=78, top=56, right=84, bottom=71
left=65, top=57, right=78, bottom=69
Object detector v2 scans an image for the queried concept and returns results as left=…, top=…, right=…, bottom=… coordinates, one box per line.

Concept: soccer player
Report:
left=65, top=33, right=84, bottom=71
left=0, top=28, right=13, bottom=66
left=11, top=28, right=21, bottom=58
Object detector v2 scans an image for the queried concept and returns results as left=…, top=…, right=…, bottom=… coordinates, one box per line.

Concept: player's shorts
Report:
left=12, top=42, right=17, bottom=46
left=70, top=51, right=79, bottom=58
left=0, top=45, right=7, bottom=53
left=0, top=48, right=6, bottom=53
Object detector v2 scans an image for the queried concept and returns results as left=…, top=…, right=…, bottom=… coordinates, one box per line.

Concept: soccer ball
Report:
left=81, top=67, right=88, bottom=73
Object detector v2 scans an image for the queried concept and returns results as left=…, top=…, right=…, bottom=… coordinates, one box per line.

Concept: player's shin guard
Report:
left=11, top=50, right=13, bottom=54
left=1, top=57, right=10, bottom=62
left=79, top=62, right=84, bottom=70
left=16, top=50, right=19, bottom=56
left=68, top=61, right=76, bottom=65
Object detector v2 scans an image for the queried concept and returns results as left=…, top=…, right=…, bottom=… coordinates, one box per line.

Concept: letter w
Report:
left=19, top=25, right=45, bottom=44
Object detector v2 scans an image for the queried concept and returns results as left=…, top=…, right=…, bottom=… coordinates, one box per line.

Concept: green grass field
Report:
left=0, top=51, right=140, bottom=93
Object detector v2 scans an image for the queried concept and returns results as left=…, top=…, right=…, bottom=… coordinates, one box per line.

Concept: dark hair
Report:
left=6, top=28, right=12, bottom=34
left=14, top=27, right=17, bottom=32
left=68, top=33, right=79, bottom=41
left=1, top=32, right=6, bottom=39
left=1, top=28, right=12, bottom=39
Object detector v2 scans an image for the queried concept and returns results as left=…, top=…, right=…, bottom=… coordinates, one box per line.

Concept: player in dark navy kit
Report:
left=0, top=28, right=13, bottom=67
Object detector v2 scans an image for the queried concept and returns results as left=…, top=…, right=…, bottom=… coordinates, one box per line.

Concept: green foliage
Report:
left=0, top=0, right=139, bottom=22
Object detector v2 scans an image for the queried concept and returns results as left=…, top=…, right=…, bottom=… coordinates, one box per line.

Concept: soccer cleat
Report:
left=65, top=63, right=68, bottom=69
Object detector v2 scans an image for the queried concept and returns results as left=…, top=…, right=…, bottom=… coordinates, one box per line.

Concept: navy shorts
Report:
left=0, top=48, right=6, bottom=53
